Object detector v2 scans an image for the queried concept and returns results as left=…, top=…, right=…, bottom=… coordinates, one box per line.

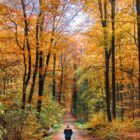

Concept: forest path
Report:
left=49, top=112, right=100, bottom=140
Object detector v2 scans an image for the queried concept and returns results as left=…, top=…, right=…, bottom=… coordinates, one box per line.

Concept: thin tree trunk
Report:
left=21, top=0, right=31, bottom=109
left=58, top=55, right=64, bottom=104
left=28, top=11, right=40, bottom=105
left=98, top=0, right=112, bottom=122
left=131, top=54, right=135, bottom=120
left=36, top=0, right=49, bottom=114
left=28, top=48, right=39, bottom=104
left=103, top=0, right=112, bottom=122
left=111, top=0, right=116, bottom=119
left=119, top=46, right=124, bottom=121
left=37, top=51, right=51, bottom=113
left=22, top=52, right=27, bottom=110
left=37, top=52, right=44, bottom=113
left=136, top=0, right=140, bottom=112
left=105, top=51, right=112, bottom=122
left=73, top=80, right=78, bottom=114
left=52, top=54, right=56, bottom=100
left=21, top=0, right=31, bottom=86
left=51, top=12, right=57, bottom=100
left=72, top=64, right=78, bottom=115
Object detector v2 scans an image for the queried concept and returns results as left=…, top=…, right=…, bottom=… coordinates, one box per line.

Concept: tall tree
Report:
left=37, top=0, right=47, bottom=114
left=72, top=63, right=78, bottom=114
left=58, top=54, right=64, bottom=103
left=98, top=0, right=112, bottom=122
left=21, top=0, right=31, bottom=109
left=52, top=15, right=57, bottom=100
left=110, top=0, right=116, bottom=118
left=28, top=5, right=40, bottom=105
left=136, top=0, right=140, bottom=109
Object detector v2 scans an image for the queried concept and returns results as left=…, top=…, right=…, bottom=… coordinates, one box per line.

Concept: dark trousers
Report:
left=65, top=138, right=71, bottom=140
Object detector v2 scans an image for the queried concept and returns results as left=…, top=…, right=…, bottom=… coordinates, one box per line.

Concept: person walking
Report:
left=64, top=124, right=73, bottom=140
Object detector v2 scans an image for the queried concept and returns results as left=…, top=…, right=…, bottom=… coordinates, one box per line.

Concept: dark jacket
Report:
left=64, top=128, right=73, bottom=138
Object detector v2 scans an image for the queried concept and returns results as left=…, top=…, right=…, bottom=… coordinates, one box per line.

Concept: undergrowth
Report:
left=76, top=112, right=140, bottom=140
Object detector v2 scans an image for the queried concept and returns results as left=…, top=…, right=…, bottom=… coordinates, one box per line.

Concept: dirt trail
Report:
left=50, top=112, right=99, bottom=140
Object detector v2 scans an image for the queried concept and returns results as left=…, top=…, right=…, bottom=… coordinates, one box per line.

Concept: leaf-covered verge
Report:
left=75, top=112, right=140, bottom=140
left=0, top=101, right=63, bottom=140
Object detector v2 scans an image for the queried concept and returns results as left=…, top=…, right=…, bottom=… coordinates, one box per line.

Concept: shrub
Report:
left=86, top=111, right=137, bottom=140
left=96, top=120, right=135, bottom=140
left=0, top=103, right=27, bottom=140
left=87, top=112, right=107, bottom=130
left=22, top=100, right=63, bottom=140
left=39, top=100, right=63, bottom=128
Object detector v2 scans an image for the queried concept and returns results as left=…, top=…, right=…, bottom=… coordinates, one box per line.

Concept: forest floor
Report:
left=47, top=112, right=100, bottom=140
left=45, top=112, right=140, bottom=140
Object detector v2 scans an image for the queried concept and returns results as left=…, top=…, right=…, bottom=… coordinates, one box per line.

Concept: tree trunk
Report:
left=21, top=0, right=31, bottom=109
left=21, top=0, right=31, bottom=86
left=72, top=64, right=78, bottom=115
left=37, top=51, right=51, bottom=114
left=58, top=55, right=64, bottom=104
left=28, top=11, right=40, bottom=105
left=136, top=0, right=140, bottom=112
left=111, top=0, right=116, bottom=119
left=105, top=51, right=112, bottom=122
left=22, top=81, right=26, bottom=110
left=98, top=0, right=112, bottom=122
left=28, top=50, right=38, bottom=104
left=51, top=11, right=56, bottom=100
left=22, top=52, right=27, bottom=110
left=103, top=0, right=112, bottom=122
left=119, top=55, right=124, bottom=121
left=37, top=52, right=44, bottom=113
left=36, top=0, right=51, bottom=114
left=52, top=54, right=56, bottom=100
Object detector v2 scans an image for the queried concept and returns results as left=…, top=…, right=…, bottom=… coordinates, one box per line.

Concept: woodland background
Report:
left=0, top=0, right=140, bottom=140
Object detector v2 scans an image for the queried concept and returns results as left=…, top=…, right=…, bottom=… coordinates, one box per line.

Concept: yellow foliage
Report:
left=96, top=119, right=136, bottom=140
left=87, top=112, right=107, bottom=128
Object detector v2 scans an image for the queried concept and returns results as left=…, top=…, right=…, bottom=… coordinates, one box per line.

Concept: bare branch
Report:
left=57, top=6, right=84, bottom=34
left=8, top=15, right=23, bottom=50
